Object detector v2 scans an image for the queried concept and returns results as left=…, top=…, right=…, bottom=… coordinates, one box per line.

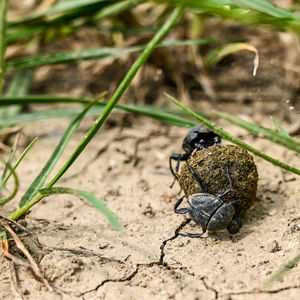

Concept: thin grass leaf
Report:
left=0, top=0, right=8, bottom=93
left=232, top=0, right=294, bottom=18
left=5, top=25, right=46, bottom=44
left=8, top=0, right=108, bottom=25
left=19, top=95, right=104, bottom=207
left=265, top=252, right=300, bottom=286
left=93, top=0, right=144, bottom=21
left=0, top=159, right=19, bottom=205
left=272, top=118, right=293, bottom=139
left=165, top=93, right=300, bottom=176
left=1, top=134, right=18, bottom=189
left=0, top=102, right=197, bottom=128
left=1, top=69, right=34, bottom=130
left=0, top=229, right=7, bottom=241
left=11, top=187, right=121, bottom=230
left=1, top=137, right=38, bottom=189
left=76, top=189, right=121, bottom=230
left=217, top=112, right=300, bottom=153
left=0, top=94, right=196, bottom=128
left=6, top=69, right=34, bottom=97
left=162, top=0, right=300, bottom=30
left=44, top=6, right=185, bottom=189
left=204, top=43, right=259, bottom=76
left=6, top=38, right=216, bottom=69
left=0, top=106, right=105, bottom=126
left=5, top=0, right=143, bottom=45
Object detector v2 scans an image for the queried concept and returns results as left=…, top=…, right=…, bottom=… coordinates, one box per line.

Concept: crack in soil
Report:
left=201, top=277, right=219, bottom=299
left=77, top=219, right=194, bottom=296
left=159, top=218, right=192, bottom=265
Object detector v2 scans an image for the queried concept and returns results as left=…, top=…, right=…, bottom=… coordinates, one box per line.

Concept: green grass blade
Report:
left=45, top=5, right=185, bottom=188
left=204, top=42, right=259, bottom=76
left=76, top=189, right=121, bottom=230
left=6, top=0, right=145, bottom=45
left=19, top=95, right=104, bottom=207
left=8, top=0, right=108, bottom=25
left=165, top=93, right=300, bottom=176
left=1, top=134, right=18, bottom=188
left=0, top=102, right=196, bottom=128
left=10, top=187, right=121, bottom=230
left=1, top=137, right=38, bottom=189
left=163, top=0, right=300, bottom=30
left=0, top=229, right=7, bottom=242
left=232, top=0, right=294, bottom=18
left=265, top=252, right=300, bottom=286
left=6, top=38, right=216, bottom=70
left=6, top=69, right=34, bottom=97
left=0, top=106, right=105, bottom=126
left=272, top=118, right=292, bottom=139
left=6, top=46, right=143, bottom=69
left=0, top=69, right=34, bottom=124
left=0, top=0, right=8, bottom=94
left=93, top=0, right=144, bottom=21
left=0, top=159, right=19, bottom=205
left=217, top=112, right=300, bottom=153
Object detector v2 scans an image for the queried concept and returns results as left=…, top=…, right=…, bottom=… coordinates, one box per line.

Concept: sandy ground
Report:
left=0, top=113, right=299, bottom=300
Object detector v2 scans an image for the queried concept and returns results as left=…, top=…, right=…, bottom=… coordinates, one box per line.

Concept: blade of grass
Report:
left=1, top=69, right=34, bottom=129
left=165, top=93, right=300, bottom=176
left=0, top=159, right=19, bottom=205
left=10, top=187, right=121, bottom=230
left=8, top=0, right=108, bottom=25
left=1, top=134, right=19, bottom=189
left=204, top=42, right=259, bottom=76
left=6, top=38, right=216, bottom=69
left=19, top=94, right=104, bottom=207
left=265, top=252, right=300, bottom=286
left=217, top=112, right=300, bottom=153
left=0, top=0, right=8, bottom=94
left=163, top=0, right=300, bottom=30
left=45, top=5, right=185, bottom=189
left=232, top=0, right=294, bottom=18
left=6, top=0, right=144, bottom=44
left=0, top=106, right=106, bottom=126
left=0, top=98, right=197, bottom=128
left=272, top=118, right=293, bottom=139
left=1, top=137, right=38, bottom=190
left=93, top=0, right=145, bottom=21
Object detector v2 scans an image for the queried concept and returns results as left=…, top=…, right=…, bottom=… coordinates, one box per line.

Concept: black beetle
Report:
left=174, top=160, right=243, bottom=237
left=169, top=125, right=221, bottom=187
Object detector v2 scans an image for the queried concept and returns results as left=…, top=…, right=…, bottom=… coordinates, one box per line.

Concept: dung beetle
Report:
left=174, top=160, right=243, bottom=237
left=169, top=125, right=221, bottom=187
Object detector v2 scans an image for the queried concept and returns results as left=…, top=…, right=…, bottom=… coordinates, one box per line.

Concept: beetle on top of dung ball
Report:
left=170, top=125, right=258, bottom=238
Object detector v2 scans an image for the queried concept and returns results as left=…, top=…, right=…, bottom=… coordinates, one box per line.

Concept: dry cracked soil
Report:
left=0, top=114, right=299, bottom=300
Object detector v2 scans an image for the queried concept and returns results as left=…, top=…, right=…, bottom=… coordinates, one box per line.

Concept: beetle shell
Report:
left=187, top=193, right=235, bottom=232
left=182, top=125, right=221, bottom=154
left=178, top=145, right=258, bottom=216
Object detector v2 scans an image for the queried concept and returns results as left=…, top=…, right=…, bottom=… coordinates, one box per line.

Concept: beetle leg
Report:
left=216, top=160, right=233, bottom=198
left=178, top=231, right=206, bottom=238
left=186, top=161, right=205, bottom=191
left=169, top=153, right=189, bottom=188
left=227, top=216, right=243, bottom=235
left=174, top=195, right=189, bottom=214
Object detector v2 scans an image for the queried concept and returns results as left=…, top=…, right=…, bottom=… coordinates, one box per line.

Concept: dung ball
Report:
left=178, top=145, right=258, bottom=216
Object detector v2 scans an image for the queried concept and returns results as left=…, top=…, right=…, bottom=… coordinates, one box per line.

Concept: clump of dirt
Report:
left=178, top=145, right=258, bottom=215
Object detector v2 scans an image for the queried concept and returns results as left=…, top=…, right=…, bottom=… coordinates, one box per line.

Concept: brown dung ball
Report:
left=178, top=145, right=258, bottom=216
